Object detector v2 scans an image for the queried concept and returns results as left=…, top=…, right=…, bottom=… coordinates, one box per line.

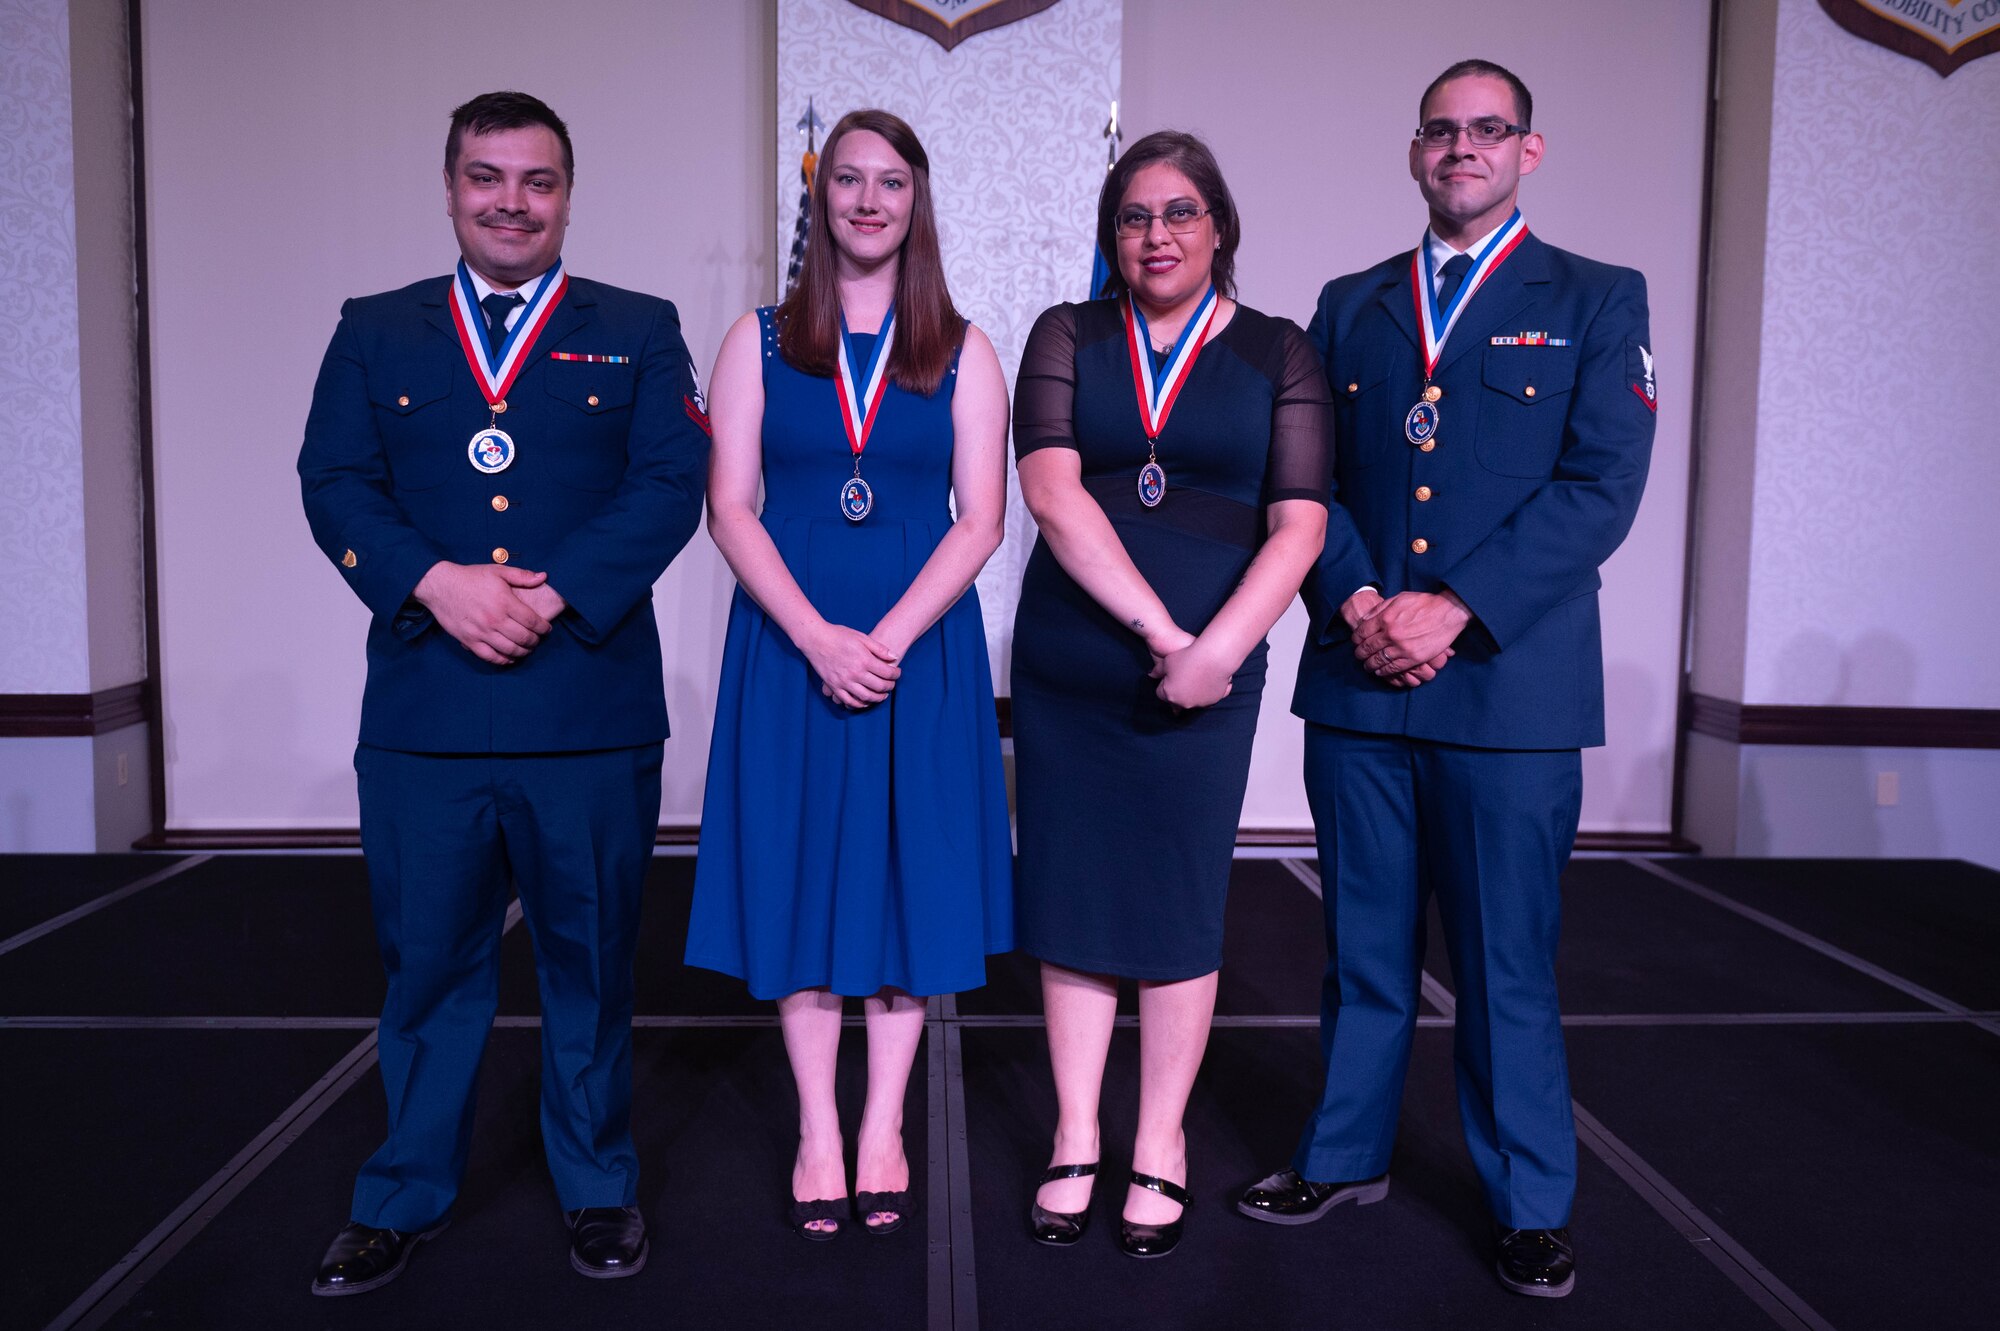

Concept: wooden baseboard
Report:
left=1688, top=694, right=2000, bottom=749
left=0, top=683, right=149, bottom=738
left=141, top=825, right=1692, bottom=853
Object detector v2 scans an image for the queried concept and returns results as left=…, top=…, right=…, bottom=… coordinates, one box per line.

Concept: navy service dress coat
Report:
left=1287, top=230, right=1656, bottom=1230
left=297, top=271, right=709, bottom=1229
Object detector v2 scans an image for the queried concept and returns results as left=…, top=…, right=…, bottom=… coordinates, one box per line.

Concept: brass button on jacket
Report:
left=1524, top=385, right=1537, bottom=398
left=1419, top=440, right=1436, bottom=453
left=491, top=547, right=509, bottom=564
left=341, top=549, right=357, bottom=568
left=493, top=399, right=508, bottom=413
left=396, top=395, right=409, bottom=407
left=587, top=394, right=600, bottom=407
left=491, top=495, right=509, bottom=512
left=1415, top=486, right=1432, bottom=502
left=1411, top=538, right=1429, bottom=554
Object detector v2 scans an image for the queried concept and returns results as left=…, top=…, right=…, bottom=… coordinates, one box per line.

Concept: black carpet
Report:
left=1565, top=1021, right=2000, bottom=1331
left=0, top=855, right=382, bottom=1017
left=6, top=849, right=1998, bottom=1330
left=1654, top=857, right=2000, bottom=1010
left=960, top=1026, right=1768, bottom=1330
left=1412, top=857, right=1927, bottom=1014
left=0, top=853, right=186, bottom=940
left=2, top=1028, right=364, bottom=1330
left=103, top=1027, right=929, bottom=1331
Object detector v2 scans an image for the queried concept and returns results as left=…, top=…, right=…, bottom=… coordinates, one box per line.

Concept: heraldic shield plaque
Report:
left=846, top=0, right=1061, bottom=52
left=1819, top=0, right=2000, bottom=77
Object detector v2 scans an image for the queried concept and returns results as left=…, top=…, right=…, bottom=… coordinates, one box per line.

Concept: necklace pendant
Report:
left=840, top=474, right=874, bottom=521
left=1138, top=459, right=1166, bottom=508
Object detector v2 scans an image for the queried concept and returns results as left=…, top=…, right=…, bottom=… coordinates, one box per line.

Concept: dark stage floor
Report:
left=3, top=849, right=1996, bottom=1330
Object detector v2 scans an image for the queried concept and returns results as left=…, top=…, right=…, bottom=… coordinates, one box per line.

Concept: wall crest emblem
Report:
left=846, top=0, right=1061, bottom=52
left=1819, top=0, right=2000, bottom=76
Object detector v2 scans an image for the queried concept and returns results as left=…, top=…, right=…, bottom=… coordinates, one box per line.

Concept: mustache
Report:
left=476, top=212, right=543, bottom=231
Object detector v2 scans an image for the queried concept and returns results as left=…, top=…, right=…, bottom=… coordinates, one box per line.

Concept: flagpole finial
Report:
left=1102, top=99, right=1121, bottom=172
left=796, top=97, right=827, bottom=153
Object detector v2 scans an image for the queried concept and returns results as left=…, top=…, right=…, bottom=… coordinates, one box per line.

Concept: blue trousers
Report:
left=1294, top=724, right=1581, bottom=1229
left=350, top=742, right=662, bottom=1229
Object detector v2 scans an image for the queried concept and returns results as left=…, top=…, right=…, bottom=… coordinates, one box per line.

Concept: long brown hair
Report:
left=1095, top=130, right=1241, bottom=302
left=775, top=109, right=964, bottom=396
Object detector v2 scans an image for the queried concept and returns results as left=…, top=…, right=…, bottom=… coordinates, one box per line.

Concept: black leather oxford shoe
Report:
left=1236, top=1168, right=1390, bottom=1224
left=1495, top=1225, right=1575, bottom=1297
left=568, top=1205, right=648, bottom=1279
left=310, top=1219, right=448, bottom=1296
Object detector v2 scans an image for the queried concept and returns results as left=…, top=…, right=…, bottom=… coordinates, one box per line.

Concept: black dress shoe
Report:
left=310, top=1219, right=448, bottom=1296
left=568, top=1205, right=648, bottom=1279
left=1030, top=1162, right=1099, bottom=1246
left=1119, top=1172, right=1190, bottom=1259
left=1236, top=1168, right=1390, bottom=1224
left=1495, top=1225, right=1575, bottom=1298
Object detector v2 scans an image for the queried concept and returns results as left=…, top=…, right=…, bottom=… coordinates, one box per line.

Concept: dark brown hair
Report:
left=1095, top=130, right=1240, bottom=302
left=775, top=109, right=964, bottom=396
left=1420, top=60, right=1533, bottom=130
left=447, top=91, right=574, bottom=183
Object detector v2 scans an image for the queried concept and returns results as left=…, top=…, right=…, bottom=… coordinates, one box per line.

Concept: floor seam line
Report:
left=1422, top=969, right=1836, bottom=1331
left=0, top=855, right=211, bottom=960
left=1622, top=855, right=2000, bottom=1038
left=48, top=900, right=526, bottom=1331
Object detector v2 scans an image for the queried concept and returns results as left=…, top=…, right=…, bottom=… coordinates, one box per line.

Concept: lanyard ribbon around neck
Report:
left=1124, top=285, right=1218, bottom=442
left=1411, top=211, right=1527, bottom=379
left=448, top=259, right=568, bottom=407
left=834, top=304, right=896, bottom=461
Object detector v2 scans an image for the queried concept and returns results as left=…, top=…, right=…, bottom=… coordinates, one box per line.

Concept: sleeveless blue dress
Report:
left=686, top=308, right=1014, bottom=999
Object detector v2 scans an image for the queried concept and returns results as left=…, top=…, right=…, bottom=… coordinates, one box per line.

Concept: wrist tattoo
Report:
left=1130, top=618, right=1146, bottom=632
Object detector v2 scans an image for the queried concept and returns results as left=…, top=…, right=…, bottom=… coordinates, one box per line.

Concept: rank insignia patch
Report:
left=1629, top=340, right=1657, bottom=412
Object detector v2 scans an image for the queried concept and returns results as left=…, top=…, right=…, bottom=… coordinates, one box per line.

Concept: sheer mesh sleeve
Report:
left=1012, top=303, right=1080, bottom=458
left=1265, top=320, right=1334, bottom=504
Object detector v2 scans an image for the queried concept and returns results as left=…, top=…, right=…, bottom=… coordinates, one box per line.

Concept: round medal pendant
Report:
left=468, top=427, right=516, bottom=474
left=840, top=475, right=874, bottom=522
left=1137, top=460, right=1167, bottom=508
left=1404, top=400, right=1440, bottom=446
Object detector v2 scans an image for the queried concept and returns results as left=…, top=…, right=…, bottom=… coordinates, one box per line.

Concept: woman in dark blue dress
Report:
left=687, top=110, right=1013, bottom=1239
left=1012, top=132, right=1331, bottom=1257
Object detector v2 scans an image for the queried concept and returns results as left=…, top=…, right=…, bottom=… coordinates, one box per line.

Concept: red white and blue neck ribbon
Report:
left=1125, top=286, right=1217, bottom=441
left=1412, top=211, right=1528, bottom=379
left=834, top=304, right=895, bottom=459
left=448, top=258, right=568, bottom=407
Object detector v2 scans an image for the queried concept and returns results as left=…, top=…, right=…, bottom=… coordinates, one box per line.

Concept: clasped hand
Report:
left=805, top=622, right=902, bottom=710
left=1345, top=588, right=1463, bottom=688
left=416, top=561, right=567, bottom=666
left=1148, top=626, right=1234, bottom=711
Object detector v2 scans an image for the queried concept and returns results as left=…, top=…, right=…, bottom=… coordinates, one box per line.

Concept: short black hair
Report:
left=1096, top=130, right=1242, bottom=301
left=1420, top=60, right=1533, bottom=130
left=446, top=90, right=574, bottom=183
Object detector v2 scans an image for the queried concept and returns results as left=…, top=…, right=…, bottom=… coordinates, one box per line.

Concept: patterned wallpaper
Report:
left=0, top=0, right=90, bottom=693
left=1744, top=0, right=2000, bottom=708
left=777, top=0, right=1121, bottom=690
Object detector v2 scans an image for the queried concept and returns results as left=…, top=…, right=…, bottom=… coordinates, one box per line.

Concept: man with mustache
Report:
left=1236, top=61, right=1657, bottom=1298
left=298, top=90, right=710, bottom=1293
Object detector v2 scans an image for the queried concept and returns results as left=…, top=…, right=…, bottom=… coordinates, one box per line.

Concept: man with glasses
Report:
left=1237, top=60, right=1657, bottom=1299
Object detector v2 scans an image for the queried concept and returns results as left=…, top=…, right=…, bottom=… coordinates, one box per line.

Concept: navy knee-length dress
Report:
left=686, top=308, right=1014, bottom=999
left=1010, top=299, right=1330, bottom=980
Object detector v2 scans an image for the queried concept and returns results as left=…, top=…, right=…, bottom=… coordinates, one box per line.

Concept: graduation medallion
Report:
left=447, top=258, right=569, bottom=473
left=841, top=475, right=875, bottom=520
left=468, top=427, right=516, bottom=474
left=834, top=304, right=895, bottom=521
left=1124, top=285, right=1218, bottom=510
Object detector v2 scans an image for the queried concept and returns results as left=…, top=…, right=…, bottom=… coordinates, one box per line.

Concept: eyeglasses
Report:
left=1114, top=204, right=1211, bottom=238
left=1415, top=118, right=1530, bottom=150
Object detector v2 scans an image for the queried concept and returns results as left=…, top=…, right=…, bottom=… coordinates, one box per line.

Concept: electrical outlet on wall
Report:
left=1876, top=771, right=1899, bottom=807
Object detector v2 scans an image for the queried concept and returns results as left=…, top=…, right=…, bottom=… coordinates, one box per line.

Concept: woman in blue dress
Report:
left=686, top=109, right=1013, bottom=1239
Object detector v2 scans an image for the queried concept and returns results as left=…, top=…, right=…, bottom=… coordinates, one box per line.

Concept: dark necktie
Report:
left=481, top=292, right=524, bottom=355
left=1436, top=253, right=1473, bottom=308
